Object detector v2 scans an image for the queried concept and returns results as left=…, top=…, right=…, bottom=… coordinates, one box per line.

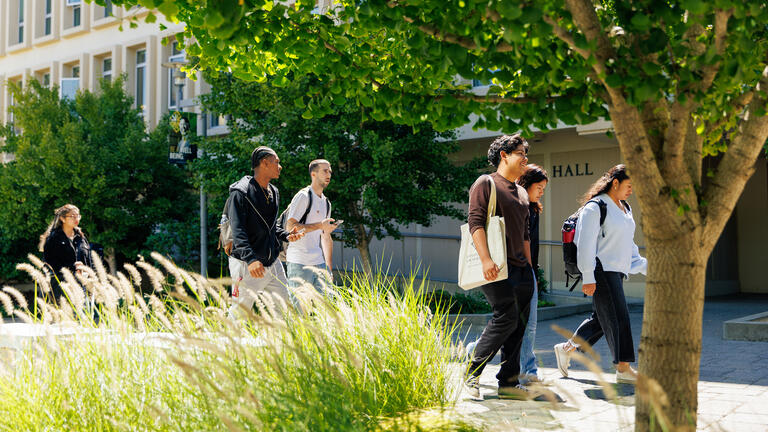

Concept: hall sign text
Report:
left=551, top=163, right=595, bottom=178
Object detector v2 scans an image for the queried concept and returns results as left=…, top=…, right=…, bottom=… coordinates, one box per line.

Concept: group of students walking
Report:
left=221, top=146, right=339, bottom=317
left=38, top=137, right=646, bottom=403
left=462, top=134, right=646, bottom=401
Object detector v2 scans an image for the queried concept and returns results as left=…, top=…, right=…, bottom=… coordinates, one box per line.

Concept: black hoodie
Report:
left=227, top=176, right=290, bottom=267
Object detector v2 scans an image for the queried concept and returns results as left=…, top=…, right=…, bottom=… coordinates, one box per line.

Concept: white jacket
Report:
left=575, top=194, right=647, bottom=284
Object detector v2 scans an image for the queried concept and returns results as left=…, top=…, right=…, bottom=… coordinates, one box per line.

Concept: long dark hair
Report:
left=580, top=164, right=630, bottom=205
left=517, top=164, right=548, bottom=213
left=38, top=204, right=86, bottom=252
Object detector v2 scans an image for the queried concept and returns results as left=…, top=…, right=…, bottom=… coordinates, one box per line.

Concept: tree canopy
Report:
left=193, top=74, right=481, bottom=272
left=0, top=78, right=196, bottom=275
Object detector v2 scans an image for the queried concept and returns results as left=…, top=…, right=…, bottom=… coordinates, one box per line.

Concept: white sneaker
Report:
left=554, top=343, right=571, bottom=377
left=616, top=368, right=637, bottom=384
left=465, top=340, right=478, bottom=361
left=464, top=375, right=482, bottom=400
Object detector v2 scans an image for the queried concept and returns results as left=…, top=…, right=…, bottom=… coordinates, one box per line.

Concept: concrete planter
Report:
left=447, top=301, right=594, bottom=331
left=723, top=311, right=768, bottom=342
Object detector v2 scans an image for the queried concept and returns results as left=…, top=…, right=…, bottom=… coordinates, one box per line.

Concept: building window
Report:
left=209, top=113, right=225, bottom=129
left=104, top=0, right=112, bottom=17
left=168, top=41, right=186, bottom=109
left=43, top=73, right=51, bottom=87
left=44, top=0, right=52, bottom=35
left=72, top=66, right=80, bottom=78
left=73, top=5, right=81, bottom=26
left=136, top=49, right=147, bottom=112
left=18, top=0, right=25, bottom=44
left=8, top=91, right=15, bottom=126
left=102, top=58, right=112, bottom=82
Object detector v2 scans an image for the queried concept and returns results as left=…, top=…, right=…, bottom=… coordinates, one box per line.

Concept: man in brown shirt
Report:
left=464, top=134, right=536, bottom=400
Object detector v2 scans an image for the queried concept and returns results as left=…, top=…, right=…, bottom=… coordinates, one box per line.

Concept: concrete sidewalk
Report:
left=457, top=294, right=768, bottom=431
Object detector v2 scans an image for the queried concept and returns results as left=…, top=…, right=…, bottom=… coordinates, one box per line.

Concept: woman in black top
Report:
left=516, top=164, right=548, bottom=382
left=39, top=204, right=92, bottom=303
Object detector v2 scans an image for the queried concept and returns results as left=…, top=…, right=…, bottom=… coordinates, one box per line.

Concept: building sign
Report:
left=169, top=111, right=197, bottom=165
left=551, top=163, right=594, bottom=178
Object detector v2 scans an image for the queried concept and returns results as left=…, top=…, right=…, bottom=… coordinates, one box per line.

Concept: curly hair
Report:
left=487, top=134, right=529, bottom=167
left=580, top=164, right=630, bottom=205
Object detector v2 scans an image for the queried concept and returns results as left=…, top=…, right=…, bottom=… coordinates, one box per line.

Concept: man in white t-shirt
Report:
left=285, top=159, right=338, bottom=293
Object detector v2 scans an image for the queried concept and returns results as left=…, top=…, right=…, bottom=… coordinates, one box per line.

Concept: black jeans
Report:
left=468, top=264, right=534, bottom=387
left=572, top=263, right=635, bottom=364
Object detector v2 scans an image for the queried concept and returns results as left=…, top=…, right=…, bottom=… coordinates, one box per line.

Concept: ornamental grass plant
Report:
left=0, top=253, right=479, bottom=432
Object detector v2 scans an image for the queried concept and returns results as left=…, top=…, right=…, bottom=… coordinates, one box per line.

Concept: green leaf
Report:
left=605, top=74, right=624, bottom=88
left=630, top=14, right=651, bottom=31
left=682, top=0, right=709, bottom=14
left=145, top=12, right=157, bottom=24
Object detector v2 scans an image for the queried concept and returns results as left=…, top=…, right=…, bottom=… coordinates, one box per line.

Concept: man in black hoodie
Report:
left=227, top=146, right=304, bottom=318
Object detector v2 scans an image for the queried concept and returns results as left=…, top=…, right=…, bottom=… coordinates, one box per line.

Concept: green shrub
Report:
left=0, top=255, right=478, bottom=431
left=427, top=290, right=491, bottom=315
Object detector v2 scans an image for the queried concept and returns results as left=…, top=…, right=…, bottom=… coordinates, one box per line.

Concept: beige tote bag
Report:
left=458, top=175, right=508, bottom=290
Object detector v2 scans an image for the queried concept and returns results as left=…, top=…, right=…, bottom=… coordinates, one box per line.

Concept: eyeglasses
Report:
left=66, top=214, right=81, bottom=220
left=508, top=150, right=528, bottom=158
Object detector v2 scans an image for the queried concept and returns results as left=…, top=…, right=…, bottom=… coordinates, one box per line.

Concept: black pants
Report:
left=573, top=264, right=635, bottom=364
left=468, top=264, right=534, bottom=387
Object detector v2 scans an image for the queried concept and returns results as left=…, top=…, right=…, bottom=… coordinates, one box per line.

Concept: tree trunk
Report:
left=636, top=233, right=708, bottom=432
left=354, top=226, right=373, bottom=276
left=105, top=247, right=117, bottom=276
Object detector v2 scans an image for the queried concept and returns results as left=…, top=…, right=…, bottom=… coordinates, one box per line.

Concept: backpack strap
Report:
left=587, top=199, right=609, bottom=226
left=621, top=200, right=631, bottom=212
left=299, top=187, right=313, bottom=225
left=326, top=199, right=331, bottom=218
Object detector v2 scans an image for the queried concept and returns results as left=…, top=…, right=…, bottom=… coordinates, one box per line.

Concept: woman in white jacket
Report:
left=553, top=164, right=647, bottom=383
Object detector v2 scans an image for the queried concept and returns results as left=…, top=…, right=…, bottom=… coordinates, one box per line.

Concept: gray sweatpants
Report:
left=227, top=257, right=292, bottom=319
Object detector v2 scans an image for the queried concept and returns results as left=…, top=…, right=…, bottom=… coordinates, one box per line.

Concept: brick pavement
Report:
left=455, top=294, right=768, bottom=431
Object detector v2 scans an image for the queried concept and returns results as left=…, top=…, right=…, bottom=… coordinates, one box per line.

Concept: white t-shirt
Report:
left=286, top=188, right=330, bottom=265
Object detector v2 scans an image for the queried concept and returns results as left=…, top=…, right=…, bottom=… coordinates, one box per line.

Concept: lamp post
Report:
left=162, top=60, right=208, bottom=277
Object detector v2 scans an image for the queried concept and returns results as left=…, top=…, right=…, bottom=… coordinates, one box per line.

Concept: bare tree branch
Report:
left=702, top=65, right=768, bottom=252
left=684, top=117, right=703, bottom=187
left=661, top=101, right=695, bottom=177
left=638, top=99, right=670, bottom=157
left=699, top=10, right=731, bottom=92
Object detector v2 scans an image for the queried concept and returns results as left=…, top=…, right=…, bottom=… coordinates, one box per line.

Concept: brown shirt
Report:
left=468, top=172, right=530, bottom=268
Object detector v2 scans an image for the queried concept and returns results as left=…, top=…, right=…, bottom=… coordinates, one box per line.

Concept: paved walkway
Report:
left=456, top=294, right=768, bottom=431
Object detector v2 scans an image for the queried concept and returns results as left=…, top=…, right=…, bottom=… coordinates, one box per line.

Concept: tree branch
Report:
left=561, top=0, right=618, bottom=95
left=661, top=100, right=695, bottom=180
left=702, top=65, right=768, bottom=252
left=638, top=99, right=670, bottom=157
left=542, top=15, right=593, bottom=63
left=684, top=117, right=703, bottom=187
left=439, top=93, right=558, bottom=104
left=699, top=10, right=731, bottom=93
left=402, top=16, right=514, bottom=52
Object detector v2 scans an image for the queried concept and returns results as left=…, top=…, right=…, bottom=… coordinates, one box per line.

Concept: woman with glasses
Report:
left=39, top=204, right=93, bottom=304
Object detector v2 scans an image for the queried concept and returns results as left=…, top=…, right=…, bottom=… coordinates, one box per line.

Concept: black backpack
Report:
left=561, top=198, right=629, bottom=290
left=277, top=187, right=331, bottom=261
left=277, top=187, right=331, bottom=231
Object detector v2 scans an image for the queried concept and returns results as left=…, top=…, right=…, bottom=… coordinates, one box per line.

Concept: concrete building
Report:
left=333, top=119, right=768, bottom=298
left=1, top=1, right=765, bottom=298
left=0, top=0, right=227, bottom=145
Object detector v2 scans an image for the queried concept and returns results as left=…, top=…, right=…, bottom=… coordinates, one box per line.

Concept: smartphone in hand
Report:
left=334, top=220, right=343, bottom=227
